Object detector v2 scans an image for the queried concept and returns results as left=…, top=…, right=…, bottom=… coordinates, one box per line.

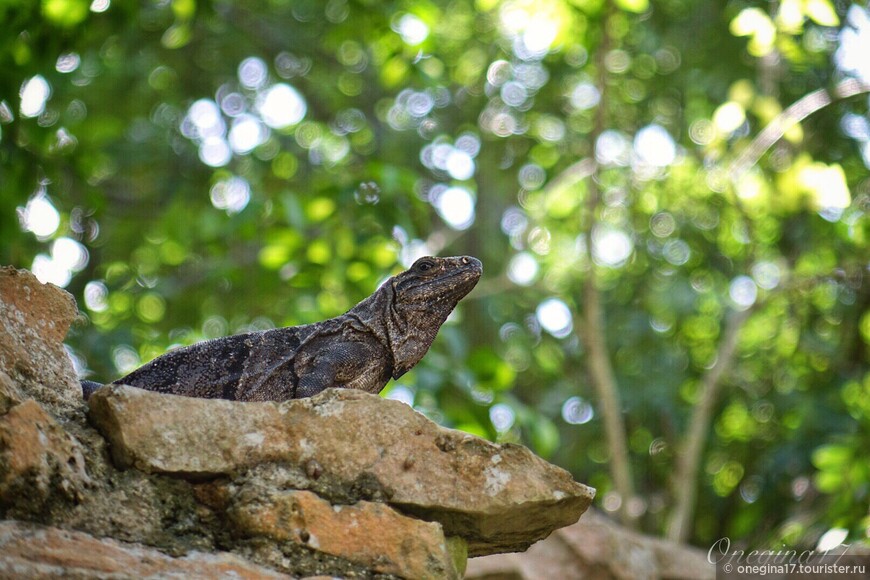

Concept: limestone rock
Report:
left=0, top=519, right=290, bottom=579
left=465, top=508, right=715, bottom=580
left=0, top=264, right=598, bottom=576
left=0, top=369, right=22, bottom=415
left=0, top=399, right=89, bottom=516
left=228, top=487, right=461, bottom=579
left=88, top=385, right=595, bottom=556
left=60, top=467, right=217, bottom=555
left=0, top=266, right=81, bottom=418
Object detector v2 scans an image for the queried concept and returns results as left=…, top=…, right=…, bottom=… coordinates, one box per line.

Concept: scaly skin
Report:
left=81, top=256, right=482, bottom=401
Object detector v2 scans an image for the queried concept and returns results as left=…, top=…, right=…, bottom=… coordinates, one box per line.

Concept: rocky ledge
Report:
left=0, top=265, right=595, bottom=578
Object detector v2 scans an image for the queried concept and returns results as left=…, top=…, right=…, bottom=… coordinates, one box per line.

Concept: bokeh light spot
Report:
left=507, top=252, right=538, bottom=286
left=713, top=101, right=746, bottom=135
left=650, top=212, right=676, bottom=238
left=490, top=403, right=516, bottom=433
left=31, top=254, right=70, bottom=287
left=663, top=239, right=690, bottom=266
left=385, top=385, right=415, bottom=406
left=751, top=261, right=781, bottom=290
left=56, top=53, right=81, bottom=73
left=199, top=136, right=231, bottom=167
left=52, top=237, right=89, bottom=272
left=570, top=82, right=600, bottom=110
left=445, top=149, right=475, bottom=180
left=596, top=130, right=631, bottom=166
left=562, top=396, right=594, bottom=424
left=20, top=194, right=61, bottom=238
left=518, top=163, right=546, bottom=190
left=20, top=75, right=51, bottom=118
left=729, top=275, right=758, bottom=310
left=633, top=124, right=676, bottom=167
left=84, top=280, right=109, bottom=312
left=229, top=114, right=266, bottom=154
left=393, top=13, right=429, bottom=46
left=817, top=528, right=849, bottom=552
left=836, top=6, right=870, bottom=83
left=536, top=297, right=573, bottom=338
left=592, top=225, right=633, bottom=267
left=238, top=56, right=268, bottom=90
left=210, top=176, right=251, bottom=214
left=257, top=83, right=307, bottom=129
left=433, top=186, right=475, bottom=230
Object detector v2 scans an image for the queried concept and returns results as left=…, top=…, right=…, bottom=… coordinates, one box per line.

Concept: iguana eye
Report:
left=414, top=258, right=437, bottom=273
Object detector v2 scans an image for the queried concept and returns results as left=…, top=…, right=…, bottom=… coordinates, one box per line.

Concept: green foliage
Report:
left=3, top=0, right=869, bottom=550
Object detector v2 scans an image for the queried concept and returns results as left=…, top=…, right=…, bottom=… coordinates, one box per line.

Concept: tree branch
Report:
left=573, top=0, right=637, bottom=528
left=729, top=78, right=870, bottom=181
left=579, top=273, right=637, bottom=526
left=542, top=158, right=595, bottom=197
left=666, top=307, right=751, bottom=542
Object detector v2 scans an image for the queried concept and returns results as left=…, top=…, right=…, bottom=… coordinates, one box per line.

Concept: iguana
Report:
left=81, top=255, right=481, bottom=402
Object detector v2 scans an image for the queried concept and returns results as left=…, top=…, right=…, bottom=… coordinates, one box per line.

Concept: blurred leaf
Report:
left=171, top=0, right=196, bottom=21
left=529, top=416, right=560, bottom=459
left=804, top=0, right=839, bottom=27
left=42, top=0, right=88, bottom=27
left=615, top=0, right=648, bottom=14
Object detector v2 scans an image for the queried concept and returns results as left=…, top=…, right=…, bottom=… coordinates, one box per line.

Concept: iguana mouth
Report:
left=437, top=264, right=481, bottom=297
left=437, top=257, right=482, bottom=286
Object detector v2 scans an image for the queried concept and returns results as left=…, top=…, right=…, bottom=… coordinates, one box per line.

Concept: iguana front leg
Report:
left=294, top=338, right=392, bottom=398
left=295, top=358, right=339, bottom=398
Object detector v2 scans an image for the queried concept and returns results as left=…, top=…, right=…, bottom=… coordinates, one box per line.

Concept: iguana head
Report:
left=378, top=255, right=482, bottom=379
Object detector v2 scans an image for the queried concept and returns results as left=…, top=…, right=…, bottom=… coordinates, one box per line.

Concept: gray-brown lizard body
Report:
left=81, top=256, right=481, bottom=401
